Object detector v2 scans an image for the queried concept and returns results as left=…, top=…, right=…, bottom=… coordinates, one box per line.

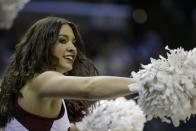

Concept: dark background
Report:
left=0, top=0, right=196, bottom=130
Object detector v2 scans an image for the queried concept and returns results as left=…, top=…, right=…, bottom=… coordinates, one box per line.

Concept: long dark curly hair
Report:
left=0, top=17, right=98, bottom=127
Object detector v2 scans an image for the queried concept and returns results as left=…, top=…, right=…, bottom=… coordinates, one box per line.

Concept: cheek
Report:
left=53, top=45, right=64, bottom=57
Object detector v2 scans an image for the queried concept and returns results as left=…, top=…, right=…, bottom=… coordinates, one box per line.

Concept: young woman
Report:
left=0, top=17, right=138, bottom=131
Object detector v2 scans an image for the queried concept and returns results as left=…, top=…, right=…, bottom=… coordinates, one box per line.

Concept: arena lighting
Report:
left=22, top=1, right=131, bottom=18
left=132, top=9, right=147, bottom=24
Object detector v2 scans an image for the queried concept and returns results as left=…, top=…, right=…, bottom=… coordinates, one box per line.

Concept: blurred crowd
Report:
left=0, top=0, right=196, bottom=130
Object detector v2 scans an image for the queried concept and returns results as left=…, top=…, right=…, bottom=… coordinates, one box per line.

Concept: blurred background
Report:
left=0, top=0, right=196, bottom=130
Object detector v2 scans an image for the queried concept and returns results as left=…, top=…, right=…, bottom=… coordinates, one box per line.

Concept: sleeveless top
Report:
left=3, top=100, right=70, bottom=131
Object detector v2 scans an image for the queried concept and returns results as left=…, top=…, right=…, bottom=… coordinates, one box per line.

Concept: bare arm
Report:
left=33, top=71, right=136, bottom=100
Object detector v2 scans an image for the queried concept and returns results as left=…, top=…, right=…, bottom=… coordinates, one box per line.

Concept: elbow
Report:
left=79, top=80, right=97, bottom=100
left=79, top=85, right=93, bottom=100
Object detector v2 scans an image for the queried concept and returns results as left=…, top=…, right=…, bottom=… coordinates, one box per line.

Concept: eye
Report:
left=58, top=37, right=68, bottom=44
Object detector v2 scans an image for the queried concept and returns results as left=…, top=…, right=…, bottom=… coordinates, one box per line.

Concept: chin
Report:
left=66, top=67, right=73, bottom=72
left=56, top=64, right=73, bottom=73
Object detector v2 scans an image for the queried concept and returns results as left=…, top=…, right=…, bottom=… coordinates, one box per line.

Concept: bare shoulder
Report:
left=35, top=71, right=63, bottom=79
left=33, top=71, right=63, bottom=83
left=29, top=71, right=64, bottom=91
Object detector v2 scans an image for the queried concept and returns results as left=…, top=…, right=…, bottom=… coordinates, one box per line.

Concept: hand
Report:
left=190, top=88, right=196, bottom=114
left=69, top=123, right=80, bottom=131
left=128, top=82, right=141, bottom=93
left=191, top=97, right=196, bottom=114
left=190, top=88, right=196, bottom=97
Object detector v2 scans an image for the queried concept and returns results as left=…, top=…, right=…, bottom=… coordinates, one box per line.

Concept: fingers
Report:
left=190, top=88, right=196, bottom=97
left=191, top=98, right=196, bottom=114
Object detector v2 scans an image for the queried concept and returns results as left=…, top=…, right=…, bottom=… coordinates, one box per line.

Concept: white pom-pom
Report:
left=131, top=46, right=196, bottom=127
left=76, top=97, right=146, bottom=131
left=0, top=0, right=30, bottom=29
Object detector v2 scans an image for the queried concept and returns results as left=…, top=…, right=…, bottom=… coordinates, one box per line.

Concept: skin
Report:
left=17, top=24, right=136, bottom=130
left=69, top=123, right=79, bottom=131
left=191, top=98, right=196, bottom=114
left=53, top=24, right=77, bottom=73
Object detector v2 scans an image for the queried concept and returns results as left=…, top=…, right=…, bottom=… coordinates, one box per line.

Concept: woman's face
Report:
left=53, top=24, right=77, bottom=73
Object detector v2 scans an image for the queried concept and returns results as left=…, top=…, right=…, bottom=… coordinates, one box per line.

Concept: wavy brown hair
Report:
left=0, top=17, right=98, bottom=127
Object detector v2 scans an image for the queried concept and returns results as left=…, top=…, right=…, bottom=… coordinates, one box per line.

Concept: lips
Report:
left=64, top=55, right=75, bottom=63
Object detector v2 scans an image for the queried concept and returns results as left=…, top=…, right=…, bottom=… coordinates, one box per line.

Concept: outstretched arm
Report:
left=32, top=71, right=136, bottom=100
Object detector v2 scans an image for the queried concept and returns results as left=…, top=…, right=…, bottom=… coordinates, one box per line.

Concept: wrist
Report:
left=128, top=83, right=141, bottom=93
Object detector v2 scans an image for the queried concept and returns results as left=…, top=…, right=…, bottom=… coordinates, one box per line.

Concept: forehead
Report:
left=59, top=24, right=75, bottom=38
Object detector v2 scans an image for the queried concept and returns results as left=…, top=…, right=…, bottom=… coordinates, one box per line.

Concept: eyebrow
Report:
left=58, top=34, right=75, bottom=41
